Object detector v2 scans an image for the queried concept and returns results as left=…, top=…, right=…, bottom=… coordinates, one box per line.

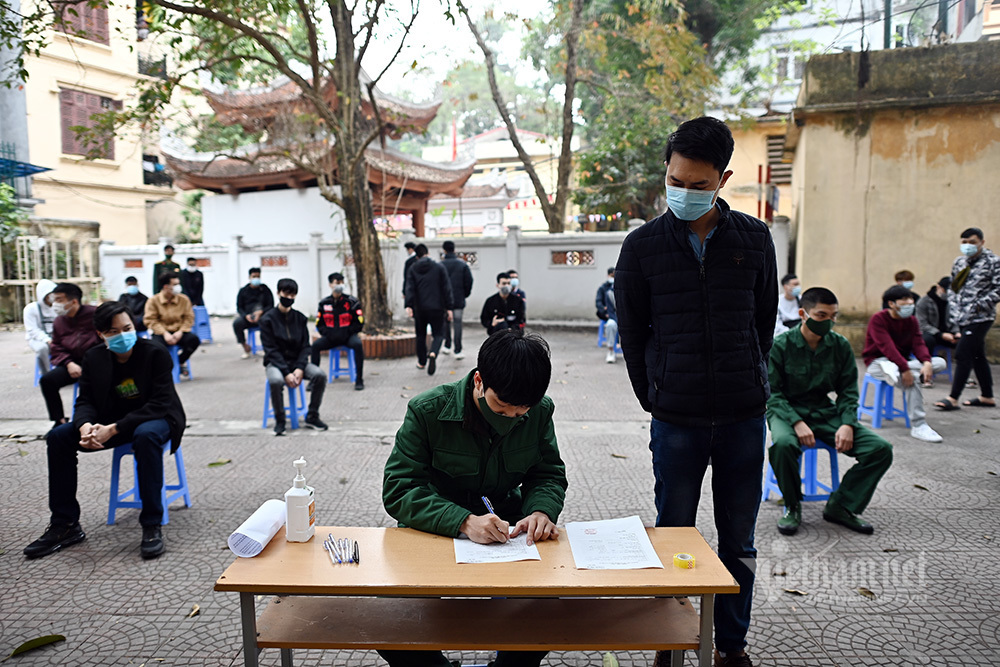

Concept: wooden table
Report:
left=215, top=526, right=739, bottom=667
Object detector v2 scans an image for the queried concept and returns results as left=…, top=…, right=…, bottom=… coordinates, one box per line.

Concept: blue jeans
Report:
left=649, top=415, right=765, bottom=653
left=48, top=419, right=170, bottom=528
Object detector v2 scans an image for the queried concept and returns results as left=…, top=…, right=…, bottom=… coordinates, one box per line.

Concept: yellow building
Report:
left=16, top=0, right=176, bottom=244
left=727, top=116, right=795, bottom=229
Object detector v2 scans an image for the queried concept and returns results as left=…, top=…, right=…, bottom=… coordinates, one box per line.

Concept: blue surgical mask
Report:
left=791, top=285, right=802, bottom=298
left=126, top=285, right=139, bottom=296
left=105, top=330, right=137, bottom=354
left=898, top=304, right=915, bottom=318
left=250, top=277, right=262, bottom=287
left=665, top=182, right=721, bottom=221
left=510, top=278, right=520, bottom=289
left=902, top=281, right=914, bottom=290
left=961, top=243, right=978, bottom=256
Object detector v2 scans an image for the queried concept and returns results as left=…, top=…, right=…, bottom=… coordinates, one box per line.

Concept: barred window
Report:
left=551, top=250, right=595, bottom=266
left=260, top=255, right=288, bottom=267
left=439, top=251, right=478, bottom=266
left=767, top=135, right=792, bottom=186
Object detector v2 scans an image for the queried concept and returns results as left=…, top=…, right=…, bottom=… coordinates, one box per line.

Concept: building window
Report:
left=52, top=0, right=110, bottom=45
left=551, top=250, right=595, bottom=266
left=142, top=154, right=173, bottom=186
left=773, top=46, right=807, bottom=83
left=59, top=89, right=121, bottom=159
left=438, top=250, right=478, bottom=266
left=766, top=135, right=792, bottom=186
left=123, top=259, right=143, bottom=269
left=260, top=255, right=289, bottom=267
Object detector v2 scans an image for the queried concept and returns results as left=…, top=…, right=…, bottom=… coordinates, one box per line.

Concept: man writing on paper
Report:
left=381, top=328, right=568, bottom=667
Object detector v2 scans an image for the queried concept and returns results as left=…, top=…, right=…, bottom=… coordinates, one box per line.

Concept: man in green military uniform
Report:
left=381, top=328, right=567, bottom=667
left=152, top=245, right=180, bottom=294
left=767, top=287, right=893, bottom=536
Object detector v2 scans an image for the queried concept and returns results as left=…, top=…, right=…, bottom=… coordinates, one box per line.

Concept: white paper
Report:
left=566, top=515, right=664, bottom=570
left=453, top=533, right=541, bottom=564
left=228, top=499, right=286, bottom=558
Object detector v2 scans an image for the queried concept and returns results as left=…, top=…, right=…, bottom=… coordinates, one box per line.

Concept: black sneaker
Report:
left=304, top=415, right=329, bottom=431
left=714, top=649, right=754, bottom=667
left=427, top=354, right=437, bottom=376
left=355, top=380, right=365, bottom=391
left=140, top=525, right=165, bottom=559
left=24, top=523, right=86, bottom=559
left=180, top=364, right=190, bottom=379
left=274, top=421, right=287, bottom=437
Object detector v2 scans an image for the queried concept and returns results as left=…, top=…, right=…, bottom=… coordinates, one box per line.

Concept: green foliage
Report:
left=176, top=191, right=203, bottom=243
left=0, top=183, right=26, bottom=237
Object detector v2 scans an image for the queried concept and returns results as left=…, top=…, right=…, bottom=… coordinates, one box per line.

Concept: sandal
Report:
left=934, top=400, right=961, bottom=411
left=963, top=398, right=996, bottom=407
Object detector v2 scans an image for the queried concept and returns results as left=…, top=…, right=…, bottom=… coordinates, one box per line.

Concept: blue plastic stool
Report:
left=763, top=439, right=840, bottom=502
left=933, top=346, right=953, bottom=382
left=248, top=327, right=260, bottom=355
left=328, top=346, right=357, bottom=383
left=34, top=362, right=41, bottom=387
left=262, top=381, right=308, bottom=429
left=168, top=345, right=193, bottom=384
left=597, top=320, right=622, bottom=353
left=107, top=439, right=191, bottom=525
left=193, top=306, right=213, bottom=343
left=857, top=373, right=909, bottom=429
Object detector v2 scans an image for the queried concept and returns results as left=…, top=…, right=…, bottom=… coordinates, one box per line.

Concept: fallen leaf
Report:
left=984, top=535, right=994, bottom=541
left=449, top=371, right=456, bottom=375
left=339, top=478, right=348, bottom=485
left=4, top=634, right=66, bottom=659
left=400, top=393, right=410, bottom=399
left=856, top=587, right=876, bottom=600
left=913, top=484, right=929, bottom=491
left=555, top=379, right=568, bottom=384
left=974, top=429, right=981, bottom=434
left=883, top=548, right=899, bottom=553
left=772, top=570, right=787, bottom=576
left=610, top=453, right=628, bottom=459
left=581, top=425, right=589, bottom=430
left=186, top=604, right=200, bottom=618
left=783, top=588, right=808, bottom=596
left=207, top=458, right=231, bottom=468
left=987, top=471, right=997, bottom=476
left=18, top=449, right=28, bottom=457
left=602, top=652, right=619, bottom=667
left=402, top=386, right=413, bottom=390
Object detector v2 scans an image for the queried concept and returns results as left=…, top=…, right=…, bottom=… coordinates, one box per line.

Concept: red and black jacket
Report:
left=317, top=294, right=364, bottom=337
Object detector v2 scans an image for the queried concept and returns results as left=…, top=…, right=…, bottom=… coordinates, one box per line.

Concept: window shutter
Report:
left=59, top=89, right=76, bottom=154
left=92, top=4, right=109, bottom=45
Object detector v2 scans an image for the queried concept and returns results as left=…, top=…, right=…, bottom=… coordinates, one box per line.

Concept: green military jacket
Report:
left=383, top=371, right=568, bottom=538
left=766, top=327, right=861, bottom=430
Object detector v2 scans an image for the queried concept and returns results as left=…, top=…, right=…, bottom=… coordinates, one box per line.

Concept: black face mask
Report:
left=279, top=296, right=295, bottom=308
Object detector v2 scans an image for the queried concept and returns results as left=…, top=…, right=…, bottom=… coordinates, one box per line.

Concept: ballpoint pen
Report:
left=323, top=540, right=336, bottom=565
left=353, top=540, right=360, bottom=564
left=481, top=496, right=497, bottom=515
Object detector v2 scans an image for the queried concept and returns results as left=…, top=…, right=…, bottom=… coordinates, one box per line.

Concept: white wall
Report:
left=201, top=186, right=347, bottom=245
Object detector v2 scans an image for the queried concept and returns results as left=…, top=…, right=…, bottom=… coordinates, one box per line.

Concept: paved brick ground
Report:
left=1, top=322, right=998, bottom=666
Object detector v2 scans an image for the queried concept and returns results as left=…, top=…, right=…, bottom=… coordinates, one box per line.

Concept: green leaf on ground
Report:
left=18, top=449, right=28, bottom=457
left=913, top=484, right=929, bottom=491
left=3, top=634, right=66, bottom=661
left=610, top=453, right=628, bottom=459
left=207, top=458, right=231, bottom=468
left=856, top=587, right=876, bottom=600
left=603, top=652, right=619, bottom=667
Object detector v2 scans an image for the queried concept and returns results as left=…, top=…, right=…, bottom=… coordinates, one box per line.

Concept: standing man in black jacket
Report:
left=180, top=257, right=205, bottom=306
left=440, top=240, right=474, bottom=360
left=404, top=244, right=453, bottom=376
left=233, top=267, right=274, bottom=359
left=312, top=272, right=365, bottom=391
left=615, top=117, right=778, bottom=667
left=260, top=278, right=328, bottom=436
left=24, top=301, right=186, bottom=560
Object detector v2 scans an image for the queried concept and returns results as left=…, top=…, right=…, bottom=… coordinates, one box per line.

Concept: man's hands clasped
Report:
left=78, top=422, right=117, bottom=450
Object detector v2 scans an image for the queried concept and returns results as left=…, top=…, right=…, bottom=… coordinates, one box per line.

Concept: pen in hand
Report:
left=481, top=496, right=497, bottom=515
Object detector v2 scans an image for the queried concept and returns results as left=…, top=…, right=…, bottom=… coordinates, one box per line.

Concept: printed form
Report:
left=454, top=533, right=541, bottom=564
left=566, top=515, right=664, bottom=570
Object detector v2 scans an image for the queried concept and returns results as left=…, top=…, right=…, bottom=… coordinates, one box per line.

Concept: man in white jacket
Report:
left=24, top=279, right=58, bottom=374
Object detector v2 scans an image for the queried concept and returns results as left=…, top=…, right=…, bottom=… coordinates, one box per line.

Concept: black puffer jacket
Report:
left=404, top=257, right=454, bottom=312
left=614, top=199, right=778, bottom=426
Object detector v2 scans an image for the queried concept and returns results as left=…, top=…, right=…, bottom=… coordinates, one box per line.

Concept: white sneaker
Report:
left=240, top=351, right=250, bottom=360
left=877, top=359, right=900, bottom=386
left=606, top=348, right=616, bottom=363
left=441, top=346, right=452, bottom=355
left=910, top=424, right=943, bottom=443
left=454, top=352, right=465, bottom=360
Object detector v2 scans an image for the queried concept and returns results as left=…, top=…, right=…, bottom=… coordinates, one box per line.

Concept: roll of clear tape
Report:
left=673, top=552, right=696, bottom=569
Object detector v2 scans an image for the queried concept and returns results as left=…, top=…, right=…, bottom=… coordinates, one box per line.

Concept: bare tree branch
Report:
left=363, top=0, right=420, bottom=88
left=296, top=0, right=322, bottom=89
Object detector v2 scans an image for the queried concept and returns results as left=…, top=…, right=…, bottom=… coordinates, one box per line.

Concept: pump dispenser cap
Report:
left=293, top=457, right=307, bottom=488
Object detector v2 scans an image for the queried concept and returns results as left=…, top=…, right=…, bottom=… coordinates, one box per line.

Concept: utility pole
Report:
left=884, top=0, right=893, bottom=48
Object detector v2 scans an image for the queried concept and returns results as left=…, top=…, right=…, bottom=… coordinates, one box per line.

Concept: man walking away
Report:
left=595, top=267, right=618, bottom=363
left=404, top=244, right=453, bottom=376
left=441, top=240, right=474, bottom=360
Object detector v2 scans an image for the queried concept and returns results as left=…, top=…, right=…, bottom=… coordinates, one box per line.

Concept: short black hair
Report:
left=277, top=278, right=298, bottom=295
left=442, top=240, right=455, bottom=252
left=163, top=244, right=174, bottom=251
left=125, top=276, right=137, bottom=284
left=159, top=272, right=179, bottom=288
left=883, top=285, right=914, bottom=304
left=496, top=272, right=510, bottom=283
left=94, top=301, right=134, bottom=332
left=781, top=273, right=798, bottom=286
left=328, top=272, right=345, bottom=283
left=415, top=244, right=428, bottom=257
left=894, top=269, right=914, bottom=282
left=508, top=268, right=519, bottom=275
left=52, top=282, right=82, bottom=303
left=186, top=257, right=197, bottom=264
left=404, top=242, right=416, bottom=250
left=800, top=287, right=838, bottom=312
left=248, top=267, right=261, bottom=276
left=664, top=116, right=735, bottom=176
left=607, top=267, right=615, bottom=275
left=961, top=227, right=984, bottom=241
left=937, top=276, right=951, bottom=289
left=478, top=329, right=551, bottom=407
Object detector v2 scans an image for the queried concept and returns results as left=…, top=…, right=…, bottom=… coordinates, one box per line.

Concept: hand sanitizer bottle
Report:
left=284, top=457, right=315, bottom=542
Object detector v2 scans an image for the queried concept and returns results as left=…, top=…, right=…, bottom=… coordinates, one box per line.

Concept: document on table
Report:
left=566, top=515, right=664, bottom=570
left=454, top=533, right=541, bottom=564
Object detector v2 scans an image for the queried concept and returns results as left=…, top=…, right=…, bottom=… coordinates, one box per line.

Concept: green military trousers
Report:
left=767, top=418, right=893, bottom=515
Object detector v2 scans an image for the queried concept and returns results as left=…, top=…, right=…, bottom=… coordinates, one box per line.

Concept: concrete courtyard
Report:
left=0, top=323, right=998, bottom=666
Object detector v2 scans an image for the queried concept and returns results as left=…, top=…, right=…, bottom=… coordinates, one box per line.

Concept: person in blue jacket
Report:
left=595, top=267, right=618, bottom=363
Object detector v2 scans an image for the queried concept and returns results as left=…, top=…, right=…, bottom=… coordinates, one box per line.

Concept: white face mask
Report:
left=186, top=265, right=197, bottom=272
left=52, top=301, right=67, bottom=316
left=172, top=284, right=183, bottom=295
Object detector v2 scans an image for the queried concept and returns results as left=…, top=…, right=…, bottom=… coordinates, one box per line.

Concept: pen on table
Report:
left=353, top=540, right=360, bottom=564
left=323, top=540, right=336, bottom=565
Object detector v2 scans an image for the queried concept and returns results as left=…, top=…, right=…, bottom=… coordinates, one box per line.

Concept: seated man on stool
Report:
left=260, top=278, right=328, bottom=436
left=24, top=301, right=186, bottom=560
left=144, top=273, right=199, bottom=378
left=312, top=272, right=365, bottom=391
left=767, top=287, right=893, bottom=536
left=41, top=282, right=101, bottom=430
left=234, top=267, right=274, bottom=359
left=381, top=328, right=567, bottom=667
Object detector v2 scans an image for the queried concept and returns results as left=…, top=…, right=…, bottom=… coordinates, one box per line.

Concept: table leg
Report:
left=670, top=649, right=684, bottom=667
left=699, top=594, right=714, bottom=667
left=280, top=648, right=293, bottom=667
left=240, top=592, right=260, bottom=667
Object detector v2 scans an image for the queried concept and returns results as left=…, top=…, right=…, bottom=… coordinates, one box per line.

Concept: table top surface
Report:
left=216, top=526, right=739, bottom=597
